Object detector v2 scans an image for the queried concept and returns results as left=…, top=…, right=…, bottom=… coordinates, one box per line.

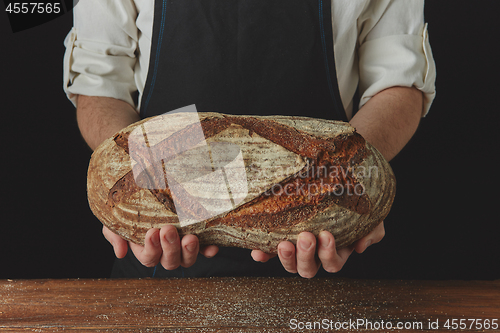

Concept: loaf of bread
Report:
left=87, top=112, right=396, bottom=253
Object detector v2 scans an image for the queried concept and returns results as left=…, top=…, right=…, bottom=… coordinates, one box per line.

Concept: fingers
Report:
left=157, top=225, right=201, bottom=269
left=104, top=224, right=204, bottom=270
left=129, top=228, right=162, bottom=267
left=251, top=250, right=277, bottom=263
left=354, top=222, right=385, bottom=254
left=277, top=241, right=297, bottom=273
left=200, top=245, right=219, bottom=258
left=180, top=234, right=199, bottom=268
left=157, top=225, right=183, bottom=270
left=317, top=231, right=354, bottom=273
left=296, top=232, right=321, bottom=278
left=278, top=232, right=321, bottom=278
left=128, top=226, right=201, bottom=270
left=105, top=222, right=381, bottom=276
left=102, top=226, right=128, bottom=259
left=278, top=231, right=357, bottom=278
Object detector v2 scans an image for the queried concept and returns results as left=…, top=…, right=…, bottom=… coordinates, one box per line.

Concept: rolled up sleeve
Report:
left=63, top=0, right=139, bottom=108
left=358, top=0, right=437, bottom=117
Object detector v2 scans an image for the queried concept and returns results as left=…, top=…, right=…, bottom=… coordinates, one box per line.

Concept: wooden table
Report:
left=0, top=278, right=498, bottom=332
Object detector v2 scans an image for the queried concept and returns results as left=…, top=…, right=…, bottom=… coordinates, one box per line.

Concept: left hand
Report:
left=251, top=222, right=385, bottom=278
left=103, top=225, right=219, bottom=270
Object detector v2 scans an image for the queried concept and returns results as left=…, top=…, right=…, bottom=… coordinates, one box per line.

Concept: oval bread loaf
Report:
left=87, top=112, right=396, bottom=253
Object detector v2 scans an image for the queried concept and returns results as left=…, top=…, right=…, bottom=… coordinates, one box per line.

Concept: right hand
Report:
left=103, top=225, right=219, bottom=269
left=251, top=222, right=385, bottom=278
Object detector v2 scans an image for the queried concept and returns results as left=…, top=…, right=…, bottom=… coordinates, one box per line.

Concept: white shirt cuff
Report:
left=358, top=23, right=437, bottom=117
left=63, top=27, right=138, bottom=108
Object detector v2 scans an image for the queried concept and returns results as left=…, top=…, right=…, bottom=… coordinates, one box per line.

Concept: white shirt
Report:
left=63, top=0, right=436, bottom=119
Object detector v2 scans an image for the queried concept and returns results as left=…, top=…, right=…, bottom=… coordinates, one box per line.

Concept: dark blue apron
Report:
left=111, top=0, right=348, bottom=278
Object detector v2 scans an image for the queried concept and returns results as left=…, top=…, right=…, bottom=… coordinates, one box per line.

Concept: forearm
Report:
left=76, top=95, right=141, bottom=151
left=349, top=86, right=423, bottom=161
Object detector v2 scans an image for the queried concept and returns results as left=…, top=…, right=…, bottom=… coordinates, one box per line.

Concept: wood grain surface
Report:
left=0, top=278, right=499, bottom=332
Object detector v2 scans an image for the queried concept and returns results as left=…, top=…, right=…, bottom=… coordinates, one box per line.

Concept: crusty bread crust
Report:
left=87, top=113, right=396, bottom=253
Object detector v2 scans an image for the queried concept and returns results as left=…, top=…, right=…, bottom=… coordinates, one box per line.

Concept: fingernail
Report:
left=319, top=232, right=330, bottom=248
left=185, top=242, right=196, bottom=253
left=165, top=229, right=177, bottom=244
left=280, top=249, right=293, bottom=259
left=152, top=231, right=160, bottom=247
left=298, top=238, right=313, bottom=251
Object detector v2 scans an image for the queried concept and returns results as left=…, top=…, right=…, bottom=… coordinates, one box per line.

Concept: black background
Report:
left=1, top=1, right=499, bottom=280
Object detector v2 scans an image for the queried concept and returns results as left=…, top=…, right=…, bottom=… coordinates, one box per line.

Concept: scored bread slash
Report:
left=87, top=112, right=396, bottom=254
